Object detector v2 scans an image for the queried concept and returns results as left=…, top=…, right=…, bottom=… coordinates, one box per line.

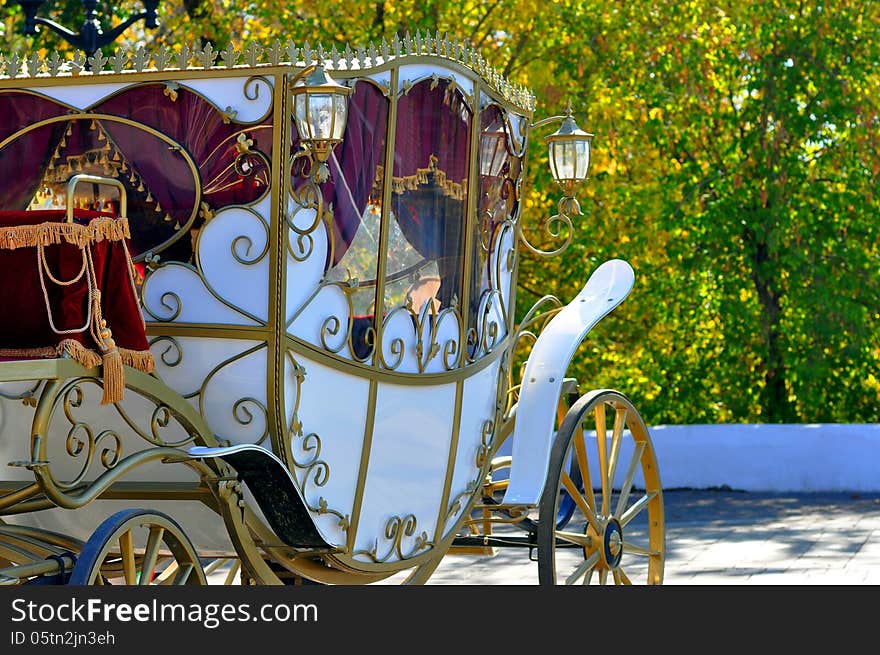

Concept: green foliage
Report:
left=0, top=1, right=876, bottom=423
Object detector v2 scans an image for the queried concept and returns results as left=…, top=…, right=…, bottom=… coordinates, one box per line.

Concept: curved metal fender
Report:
left=187, top=444, right=333, bottom=549
left=501, top=258, right=635, bottom=506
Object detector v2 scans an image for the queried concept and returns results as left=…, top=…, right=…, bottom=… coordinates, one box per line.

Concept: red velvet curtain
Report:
left=316, top=81, right=389, bottom=267
left=391, top=79, right=472, bottom=306
left=0, top=93, right=69, bottom=211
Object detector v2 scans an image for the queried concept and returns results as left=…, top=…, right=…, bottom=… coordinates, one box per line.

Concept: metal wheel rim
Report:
left=69, top=509, right=207, bottom=586
left=538, top=390, right=665, bottom=585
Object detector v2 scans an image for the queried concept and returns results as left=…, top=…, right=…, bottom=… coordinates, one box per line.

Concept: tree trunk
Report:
left=750, top=238, right=796, bottom=422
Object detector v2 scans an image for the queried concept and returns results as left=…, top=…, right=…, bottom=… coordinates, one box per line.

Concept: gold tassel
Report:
left=100, top=341, right=125, bottom=405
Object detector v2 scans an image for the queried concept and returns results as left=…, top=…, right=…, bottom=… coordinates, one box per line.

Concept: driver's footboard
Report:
left=188, top=445, right=332, bottom=549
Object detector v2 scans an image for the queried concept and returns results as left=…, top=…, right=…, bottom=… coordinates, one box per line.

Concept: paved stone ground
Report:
left=424, top=489, right=880, bottom=585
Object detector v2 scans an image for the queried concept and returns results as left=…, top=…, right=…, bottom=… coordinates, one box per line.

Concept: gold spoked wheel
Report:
left=69, top=509, right=207, bottom=585
left=537, top=390, right=664, bottom=585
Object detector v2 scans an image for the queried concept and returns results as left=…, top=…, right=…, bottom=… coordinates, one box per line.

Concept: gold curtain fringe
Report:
left=0, top=341, right=155, bottom=405
left=374, top=160, right=467, bottom=203
left=0, top=217, right=130, bottom=251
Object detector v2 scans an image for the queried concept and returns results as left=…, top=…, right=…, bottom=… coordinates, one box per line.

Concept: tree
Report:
left=1, top=0, right=876, bottom=423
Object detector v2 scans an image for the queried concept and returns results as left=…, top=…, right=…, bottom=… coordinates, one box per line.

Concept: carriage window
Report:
left=466, top=104, right=523, bottom=353
left=318, top=81, right=389, bottom=317
left=320, top=78, right=470, bottom=318
left=383, top=78, right=471, bottom=315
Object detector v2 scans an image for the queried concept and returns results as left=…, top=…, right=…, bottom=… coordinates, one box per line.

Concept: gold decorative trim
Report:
left=0, top=217, right=129, bottom=251
left=0, top=34, right=534, bottom=113
left=382, top=154, right=467, bottom=202
left=352, top=514, right=431, bottom=563
left=0, top=340, right=154, bottom=375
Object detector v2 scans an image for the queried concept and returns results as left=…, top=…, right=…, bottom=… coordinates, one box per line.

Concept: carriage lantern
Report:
left=290, top=64, right=353, bottom=179
left=545, top=108, right=593, bottom=216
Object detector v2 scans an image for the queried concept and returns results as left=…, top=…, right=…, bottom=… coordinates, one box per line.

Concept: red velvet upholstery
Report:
left=0, top=210, right=152, bottom=371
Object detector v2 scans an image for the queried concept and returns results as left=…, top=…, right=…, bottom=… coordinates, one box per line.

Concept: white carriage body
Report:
left=0, top=50, right=542, bottom=572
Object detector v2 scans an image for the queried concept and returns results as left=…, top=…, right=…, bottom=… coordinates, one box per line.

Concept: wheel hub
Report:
left=602, top=518, right=624, bottom=569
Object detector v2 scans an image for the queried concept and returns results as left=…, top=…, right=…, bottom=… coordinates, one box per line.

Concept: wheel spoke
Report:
left=607, top=406, right=627, bottom=495
left=623, top=541, right=660, bottom=557
left=615, top=442, right=646, bottom=518
left=561, top=472, right=601, bottom=533
left=564, top=551, right=600, bottom=586
left=571, top=426, right=598, bottom=515
left=584, top=568, right=594, bottom=585
left=223, top=559, right=241, bottom=586
left=598, top=568, right=608, bottom=585
left=156, top=560, right=179, bottom=585
left=203, top=557, right=230, bottom=576
left=118, top=530, right=136, bottom=585
left=615, top=568, right=632, bottom=585
left=555, top=530, right=593, bottom=548
left=174, top=563, right=194, bottom=585
left=619, top=491, right=658, bottom=527
left=594, top=403, right=610, bottom=516
left=138, top=527, right=165, bottom=586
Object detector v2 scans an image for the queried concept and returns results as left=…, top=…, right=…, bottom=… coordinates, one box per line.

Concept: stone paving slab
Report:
left=424, top=489, right=880, bottom=585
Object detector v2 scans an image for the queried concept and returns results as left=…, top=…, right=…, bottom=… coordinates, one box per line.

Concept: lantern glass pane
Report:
left=549, top=139, right=591, bottom=181
left=332, top=95, right=348, bottom=141
left=574, top=139, right=591, bottom=180
left=293, top=94, right=311, bottom=140
left=307, top=93, right=336, bottom=141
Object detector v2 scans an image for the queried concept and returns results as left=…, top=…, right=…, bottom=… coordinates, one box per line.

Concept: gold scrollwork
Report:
left=284, top=351, right=349, bottom=527
left=20, top=371, right=217, bottom=511
left=353, top=514, right=431, bottom=563
left=373, top=296, right=463, bottom=373
left=286, top=162, right=331, bottom=263
left=323, top=303, right=377, bottom=365
left=517, top=198, right=576, bottom=258
left=143, top=209, right=271, bottom=327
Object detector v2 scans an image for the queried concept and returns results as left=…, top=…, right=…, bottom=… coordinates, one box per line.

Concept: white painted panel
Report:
left=508, top=113, right=527, bottom=151
left=198, top=206, right=269, bottom=322
left=151, top=336, right=261, bottom=401
left=398, top=64, right=474, bottom=98
left=503, top=259, right=635, bottom=506
left=0, top=396, right=36, bottom=482
left=291, top=355, right=370, bottom=547
left=443, top=361, right=501, bottom=532
left=285, top=209, right=328, bottom=324
left=180, top=76, right=273, bottom=123
left=142, top=263, right=260, bottom=326
left=353, top=381, right=456, bottom=562
left=366, top=71, right=392, bottom=89
left=26, top=83, right=131, bottom=109
left=289, top=285, right=352, bottom=355
left=0, top=381, right=40, bottom=396
left=7, top=500, right=233, bottom=555
left=200, top=345, right=269, bottom=445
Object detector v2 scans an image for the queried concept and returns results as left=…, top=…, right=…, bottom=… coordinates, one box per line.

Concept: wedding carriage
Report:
left=0, top=36, right=664, bottom=586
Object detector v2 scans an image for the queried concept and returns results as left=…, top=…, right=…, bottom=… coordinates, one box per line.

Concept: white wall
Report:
left=649, top=423, right=880, bottom=492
